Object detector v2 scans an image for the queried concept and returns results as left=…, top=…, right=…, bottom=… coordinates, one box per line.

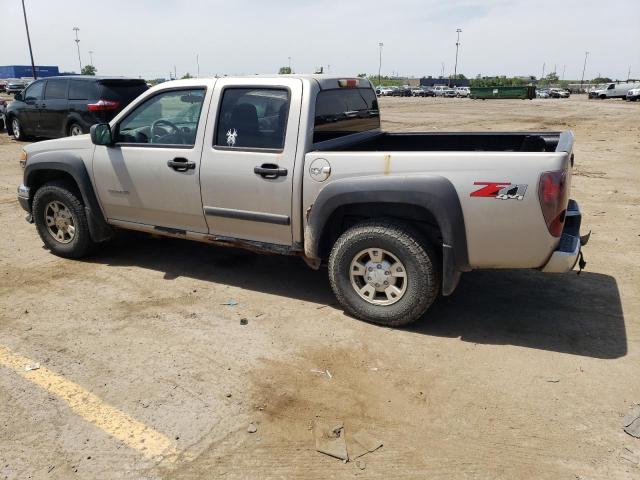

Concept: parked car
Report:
left=16, top=75, right=587, bottom=327
left=5, top=80, right=27, bottom=95
left=455, top=86, right=470, bottom=97
left=391, top=86, right=412, bottom=97
left=537, top=88, right=550, bottom=98
left=376, top=87, right=394, bottom=96
left=0, top=98, right=6, bottom=130
left=549, top=88, right=570, bottom=98
left=421, top=87, right=436, bottom=97
left=6, top=76, right=148, bottom=140
left=590, top=82, right=640, bottom=99
left=0, top=80, right=7, bottom=92
left=432, top=85, right=456, bottom=97
left=626, top=87, right=640, bottom=101
left=410, top=87, right=426, bottom=97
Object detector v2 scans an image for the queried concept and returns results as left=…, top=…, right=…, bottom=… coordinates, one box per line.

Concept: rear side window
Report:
left=69, top=80, right=99, bottom=100
left=314, top=88, right=380, bottom=143
left=99, top=81, right=148, bottom=103
left=215, top=88, right=290, bottom=150
left=44, top=79, right=68, bottom=100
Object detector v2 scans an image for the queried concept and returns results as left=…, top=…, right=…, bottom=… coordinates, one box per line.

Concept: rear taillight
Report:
left=538, top=170, right=568, bottom=237
left=87, top=99, right=120, bottom=111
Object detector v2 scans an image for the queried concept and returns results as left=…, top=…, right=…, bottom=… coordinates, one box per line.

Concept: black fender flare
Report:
left=24, top=153, right=113, bottom=242
left=304, top=175, right=470, bottom=295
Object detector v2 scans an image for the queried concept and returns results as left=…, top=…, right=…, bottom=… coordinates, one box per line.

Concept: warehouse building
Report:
left=0, top=65, right=60, bottom=79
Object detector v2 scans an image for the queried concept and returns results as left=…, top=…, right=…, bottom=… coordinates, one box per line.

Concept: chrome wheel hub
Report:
left=12, top=119, right=20, bottom=137
left=44, top=201, right=75, bottom=244
left=70, top=125, right=82, bottom=136
left=350, top=248, right=407, bottom=305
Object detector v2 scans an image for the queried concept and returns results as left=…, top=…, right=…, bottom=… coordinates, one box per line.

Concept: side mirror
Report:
left=90, top=123, right=114, bottom=146
left=14, top=92, right=23, bottom=102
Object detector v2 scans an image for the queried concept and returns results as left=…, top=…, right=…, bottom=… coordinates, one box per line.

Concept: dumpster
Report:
left=470, top=86, right=535, bottom=100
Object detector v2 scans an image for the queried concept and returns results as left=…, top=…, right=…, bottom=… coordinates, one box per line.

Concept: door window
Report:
left=24, top=81, right=44, bottom=101
left=215, top=88, right=289, bottom=150
left=44, top=79, right=68, bottom=100
left=117, top=89, right=206, bottom=146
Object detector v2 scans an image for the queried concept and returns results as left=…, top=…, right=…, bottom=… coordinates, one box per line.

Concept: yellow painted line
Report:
left=0, top=344, right=180, bottom=462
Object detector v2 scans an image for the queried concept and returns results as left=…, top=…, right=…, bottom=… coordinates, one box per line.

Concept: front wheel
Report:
left=328, top=221, right=439, bottom=327
left=32, top=181, right=96, bottom=258
left=11, top=116, right=28, bottom=141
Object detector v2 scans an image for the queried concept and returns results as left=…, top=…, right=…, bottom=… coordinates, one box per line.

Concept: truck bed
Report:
left=315, top=131, right=563, bottom=153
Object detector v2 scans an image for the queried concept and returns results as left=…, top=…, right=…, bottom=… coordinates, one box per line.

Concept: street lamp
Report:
left=89, top=50, right=94, bottom=66
left=73, top=27, right=82, bottom=72
left=378, top=42, right=384, bottom=86
left=288, top=56, right=291, bottom=73
left=21, top=0, right=37, bottom=79
left=452, top=28, right=462, bottom=87
left=580, top=51, right=589, bottom=93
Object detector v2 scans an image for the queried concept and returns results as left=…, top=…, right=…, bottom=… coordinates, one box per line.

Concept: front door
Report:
left=92, top=86, right=212, bottom=233
left=199, top=78, right=302, bottom=246
left=20, top=79, right=45, bottom=135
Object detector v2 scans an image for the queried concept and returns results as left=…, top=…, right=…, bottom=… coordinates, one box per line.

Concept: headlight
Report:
left=19, top=150, right=27, bottom=169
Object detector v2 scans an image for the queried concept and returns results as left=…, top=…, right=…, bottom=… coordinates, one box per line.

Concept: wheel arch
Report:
left=25, top=156, right=113, bottom=242
left=304, top=175, right=470, bottom=295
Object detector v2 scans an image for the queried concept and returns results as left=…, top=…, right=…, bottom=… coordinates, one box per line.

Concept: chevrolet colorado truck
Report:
left=17, top=75, right=588, bottom=326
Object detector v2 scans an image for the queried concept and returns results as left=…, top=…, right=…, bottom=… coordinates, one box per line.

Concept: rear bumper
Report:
left=541, top=199, right=586, bottom=273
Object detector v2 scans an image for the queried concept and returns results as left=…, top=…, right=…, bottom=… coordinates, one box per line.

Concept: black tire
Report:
left=68, top=122, right=84, bottom=136
left=10, top=116, right=29, bottom=141
left=328, top=221, right=439, bottom=327
left=32, top=181, right=96, bottom=258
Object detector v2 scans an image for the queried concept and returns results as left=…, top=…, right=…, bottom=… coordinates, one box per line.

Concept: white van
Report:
left=592, top=82, right=640, bottom=99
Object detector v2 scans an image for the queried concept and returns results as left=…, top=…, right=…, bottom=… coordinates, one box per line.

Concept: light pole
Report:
left=452, top=28, right=462, bottom=87
left=378, top=42, right=383, bottom=86
left=73, top=27, right=82, bottom=72
left=288, top=56, right=291, bottom=73
left=21, top=0, right=37, bottom=79
left=441, top=62, right=445, bottom=77
left=196, top=54, right=200, bottom=77
left=580, top=51, right=589, bottom=93
left=88, top=50, right=94, bottom=66
left=541, top=62, right=545, bottom=84
left=562, top=64, right=566, bottom=81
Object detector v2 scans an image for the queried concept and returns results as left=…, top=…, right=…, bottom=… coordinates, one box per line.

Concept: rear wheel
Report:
left=68, top=122, right=84, bottom=136
left=32, top=181, right=96, bottom=258
left=328, top=221, right=439, bottom=327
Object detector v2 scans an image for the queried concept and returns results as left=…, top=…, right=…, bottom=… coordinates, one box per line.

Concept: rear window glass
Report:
left=99, top=82, right=148, bottom=103
left=313, top=88, right=380, bottom=143
left=44, top=79, right=68, bottom=100
left=69, top=80, right=99, bottom=100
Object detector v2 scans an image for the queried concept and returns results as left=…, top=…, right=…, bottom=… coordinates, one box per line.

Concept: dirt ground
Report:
left=1, top=95, right=639, bottom=480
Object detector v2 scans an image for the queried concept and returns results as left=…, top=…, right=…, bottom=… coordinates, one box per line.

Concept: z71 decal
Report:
left=470, top=182, right=528, bottom=201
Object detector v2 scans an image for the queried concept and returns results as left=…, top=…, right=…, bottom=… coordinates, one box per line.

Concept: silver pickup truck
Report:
left=17, top=75, right=588, bottom=326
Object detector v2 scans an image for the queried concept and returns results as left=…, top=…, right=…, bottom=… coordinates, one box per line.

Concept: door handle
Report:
left=254, top=163, right=288, bottom=179
left=167, top=157, right=196, bottom=172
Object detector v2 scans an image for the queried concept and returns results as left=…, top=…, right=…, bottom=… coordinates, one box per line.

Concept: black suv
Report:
left=6, top=76, right=148, bottom=140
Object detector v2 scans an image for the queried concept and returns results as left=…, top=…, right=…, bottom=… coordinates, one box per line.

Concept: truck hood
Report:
left=24, top=135, right=93, bottom=155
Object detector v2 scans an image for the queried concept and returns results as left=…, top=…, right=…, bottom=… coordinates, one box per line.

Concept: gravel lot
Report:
left=1, top=95, right=639, bottom=479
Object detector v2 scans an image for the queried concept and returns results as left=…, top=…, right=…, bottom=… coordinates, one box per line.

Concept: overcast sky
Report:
left=1, top=0, right=639, bottom=80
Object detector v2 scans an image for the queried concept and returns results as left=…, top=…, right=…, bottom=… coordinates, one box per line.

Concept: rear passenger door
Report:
left=199, top=78, right=302, bottom=246
left=41, top=78, right=69, bottom=137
